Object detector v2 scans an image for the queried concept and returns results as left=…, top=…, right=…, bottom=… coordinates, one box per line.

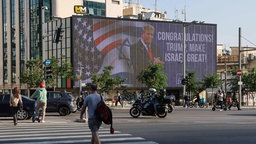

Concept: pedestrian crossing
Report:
left=0, top=121, right=158, bottom=144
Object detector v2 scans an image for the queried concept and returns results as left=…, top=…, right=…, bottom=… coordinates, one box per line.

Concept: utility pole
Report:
left=183, top=24, right=186, bottom=97
left=41, top=6, right=48, bottom=63
left=224, top=46, right=227, bottom=98
left=238, top=27, right=242, bottom=107
left=154, top=0, right=157, bottom=11
left=78, top=64, right=84, bottom=94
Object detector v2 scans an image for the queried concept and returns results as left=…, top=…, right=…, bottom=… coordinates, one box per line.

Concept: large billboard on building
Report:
left=72, top=16, right=217, bottom=88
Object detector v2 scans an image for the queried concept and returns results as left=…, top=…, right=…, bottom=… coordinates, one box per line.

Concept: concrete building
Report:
left=0, top=0, right=124, bottom=93
left=123, top=2, right=168, bottom=20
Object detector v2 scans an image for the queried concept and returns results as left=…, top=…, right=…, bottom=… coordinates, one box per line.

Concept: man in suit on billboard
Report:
left=130, top=24, right=164, bottom=82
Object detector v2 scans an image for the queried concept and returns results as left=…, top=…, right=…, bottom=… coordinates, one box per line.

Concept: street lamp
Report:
left=183, top=24, right=186, bottom=97
left=41, top=6, right=48, bottom=62
left=238, top=27, right=242, bottom=107
left=223, top=47, right=228, bottom=98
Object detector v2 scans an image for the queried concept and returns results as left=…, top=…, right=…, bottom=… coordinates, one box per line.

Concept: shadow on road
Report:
left=228, top=113, right=256, bottom=117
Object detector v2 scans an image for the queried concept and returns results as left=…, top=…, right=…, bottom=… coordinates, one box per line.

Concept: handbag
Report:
left=18, top=100, right=23, bottom=110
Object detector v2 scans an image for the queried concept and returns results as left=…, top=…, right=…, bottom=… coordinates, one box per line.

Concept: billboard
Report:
left=72, top=16, right=217, bottom=88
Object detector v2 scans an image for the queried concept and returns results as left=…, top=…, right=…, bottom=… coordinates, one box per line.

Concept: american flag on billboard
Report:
left=73, top=17, right=144, bottom=86
left=73, top=17, right=104, bottom=84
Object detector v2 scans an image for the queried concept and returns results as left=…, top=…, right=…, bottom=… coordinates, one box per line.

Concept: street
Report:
left=0, top=107, right=256, bottom=144
left=111, top=107, right=256, bottom=144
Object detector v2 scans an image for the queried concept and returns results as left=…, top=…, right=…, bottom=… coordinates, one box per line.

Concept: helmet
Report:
left=149, top=88, right=156, bottom=93
left=40, top=83, right=45, bottom=88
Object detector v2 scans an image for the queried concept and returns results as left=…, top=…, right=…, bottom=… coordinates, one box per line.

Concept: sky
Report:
left=134, top=0, right=256, bottom=49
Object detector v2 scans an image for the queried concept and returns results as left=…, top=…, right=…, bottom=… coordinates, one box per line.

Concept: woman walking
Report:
left=9, top=87, right=23, bottom=126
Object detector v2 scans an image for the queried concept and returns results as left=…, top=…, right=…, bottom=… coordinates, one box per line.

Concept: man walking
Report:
left=80, top=84, right=102, bottom=144
left=115, top=91, right=123, bottom=107
left=31, top=82, right=47, bottom=123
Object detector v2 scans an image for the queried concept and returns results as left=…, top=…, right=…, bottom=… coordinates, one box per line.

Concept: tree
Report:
left=20, top=57, right=74, bottom=89
left=137, top=63, right=167, bottom=90
left=185, top=71, right=199, bottom=95
left=229, top=68, right=256, bottom=106
left=20, top=58, right=44, bottom=88
left=200, top=73, right=222, bottom=103
left=91, top=66, right=126, bottom=95
left=44, top=57, right=74, bottom=87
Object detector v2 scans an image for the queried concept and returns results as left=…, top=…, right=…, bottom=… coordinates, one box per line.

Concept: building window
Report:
left=83, top=1, right=106, bottom=17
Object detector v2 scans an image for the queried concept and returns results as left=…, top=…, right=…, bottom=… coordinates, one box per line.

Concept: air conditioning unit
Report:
left=247, top=54, right=254, bottom=60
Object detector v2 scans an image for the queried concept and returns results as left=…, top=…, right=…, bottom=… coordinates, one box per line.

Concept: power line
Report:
left=241, top=35, right=256, bottom=47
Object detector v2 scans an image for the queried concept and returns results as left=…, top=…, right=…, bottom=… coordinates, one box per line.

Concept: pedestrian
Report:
left=80, top=84, right=102, bottom=144
left=115, top=91, right=123, bottom=107
left=9, top=87, right=23, bottom=126
left=184, top=95, right=189, bottom=108
left=76, top=91, right=84, bottom=110
left=217, top=90, right=224, bottom=109
left=31, top=82, right=47, bottom=123
left=228, top=96, right=241, bottom=110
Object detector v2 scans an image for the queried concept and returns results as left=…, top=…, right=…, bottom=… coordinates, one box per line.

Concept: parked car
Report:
left=46, top=91, right=77, bottom=116
left=0, top=94, right=35, bottom=120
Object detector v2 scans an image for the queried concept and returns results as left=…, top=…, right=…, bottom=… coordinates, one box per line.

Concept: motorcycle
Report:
left=76, top=96, right=84, bottom=111
left=129, top=98, right=167, bottom=118
left=164, top=95, right=174, bottom=113
left=212, top=100, right=227, bottom=111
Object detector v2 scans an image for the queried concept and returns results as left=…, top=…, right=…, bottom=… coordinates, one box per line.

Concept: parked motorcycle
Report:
left=129, top=98, right=167, bottom=118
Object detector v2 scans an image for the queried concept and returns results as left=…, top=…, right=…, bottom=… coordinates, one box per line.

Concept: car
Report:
left=46, top=91, right=77, bottom=116
left=0, top=94, right=35, bottom=120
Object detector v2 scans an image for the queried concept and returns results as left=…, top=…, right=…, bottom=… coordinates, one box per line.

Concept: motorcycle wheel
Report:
left=156, top=106, right=167, bottom=118
left=129, top=107, right=141, bottom=118
left=212, top=107, right=216, bottom=111
left=167, top=104, right=173, bottom=113
left=199, top=103, right=204, bottom=108
left=157, top=110, right=167, bottom=118
left=189, top=103, right=194, bottom=108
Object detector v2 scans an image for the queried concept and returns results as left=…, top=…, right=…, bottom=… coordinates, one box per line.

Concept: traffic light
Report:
left=45, top=66, right=52, bottom=79
left=181, top=76, right=189, bottom=85
left=54, top=26, right=64, bottom=44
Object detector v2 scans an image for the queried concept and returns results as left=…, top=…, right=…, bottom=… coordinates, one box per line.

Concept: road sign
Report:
left=237, top=69, right=242, bottom=76
left=45, top=59, right=51, bottom=66
left=238, top=81, right=243, bottom=85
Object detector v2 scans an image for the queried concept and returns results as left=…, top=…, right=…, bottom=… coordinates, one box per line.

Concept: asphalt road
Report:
left=44, top=106, right=256, bottom=144
left=108, top=107, right=256, bottom=144
left=1, top=106, right=255, bottom=144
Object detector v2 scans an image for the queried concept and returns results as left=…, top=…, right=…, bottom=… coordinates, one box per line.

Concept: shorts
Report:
left=88, top=118, right=102, bottom=133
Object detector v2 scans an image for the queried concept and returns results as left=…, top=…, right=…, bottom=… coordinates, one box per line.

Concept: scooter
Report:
left=212, top=101, right=227, bottom=111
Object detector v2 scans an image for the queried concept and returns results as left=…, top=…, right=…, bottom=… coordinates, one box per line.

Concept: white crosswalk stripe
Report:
left=0, top=121, right=158, bottom=144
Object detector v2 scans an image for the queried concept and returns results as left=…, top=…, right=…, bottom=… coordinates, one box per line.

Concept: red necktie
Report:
left=147, top=45, right=153, bottom=61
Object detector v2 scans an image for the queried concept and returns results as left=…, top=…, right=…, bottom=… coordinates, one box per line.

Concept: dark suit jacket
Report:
left=130, top=40, right=161, bottom=84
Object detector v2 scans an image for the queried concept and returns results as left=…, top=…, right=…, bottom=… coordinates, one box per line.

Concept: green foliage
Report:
left=137, top=63, right=167, bottom=90
left=229, top=68, right=256, bottom=95
left=20, top=57, right=74, bottom=88
left=45, top=57, right=74, bottom=87
left=185, top=71, right=199, bottom=94
left=91, top=66, right=126, bottom=93
left=20, top=58, right=44, bottom=88
left=201, top=73, right=222, bottom=89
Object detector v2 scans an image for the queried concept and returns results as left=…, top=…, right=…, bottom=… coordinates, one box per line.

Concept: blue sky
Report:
left=137, top=0, right=256, bottom=48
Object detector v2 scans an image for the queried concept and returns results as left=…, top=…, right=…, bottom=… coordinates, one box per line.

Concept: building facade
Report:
left=0, top=0, right=124, bottom=93
left=0, top=0, right=51, bottom=93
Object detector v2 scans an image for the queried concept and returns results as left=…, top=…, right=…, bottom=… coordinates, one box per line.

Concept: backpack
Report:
left=95, top=96, right=114, bottom=134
